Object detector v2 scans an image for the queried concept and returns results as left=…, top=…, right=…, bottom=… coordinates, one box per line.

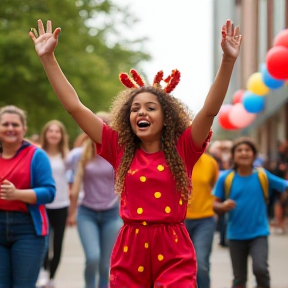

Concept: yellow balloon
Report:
left=247, top=72, right=270, bottom=96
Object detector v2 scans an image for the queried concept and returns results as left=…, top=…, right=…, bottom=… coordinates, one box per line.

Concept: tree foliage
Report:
left=0, top=0, right=150, bottom=143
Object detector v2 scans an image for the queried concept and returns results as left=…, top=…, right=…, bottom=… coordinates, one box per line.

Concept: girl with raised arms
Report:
left=29, top=19, right=242, bottom=287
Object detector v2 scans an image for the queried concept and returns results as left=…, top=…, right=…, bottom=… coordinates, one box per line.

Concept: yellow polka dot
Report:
left=123, top=246, right=128, bottom=252
left=135, top=228, right=139, bottom=234
left=140, top=176, right=146, bottom=182
left=165, top=206, right=171, bottom=213
left=179, top=199, right=183, bottom=205
left=157, top=165, right=164, bottom=171
left=137, top=208, right=143, bottom=214
left=175, top=238, right=178, bottom=243
left=142, top=221, right=147, bottom=226
left=138, top=266, right=144, bottom=272
left=144, top=242, right=149, bottom=248
left=158, top=254, right=164, bottom=261
left=154, top=192, right=161, bottom=198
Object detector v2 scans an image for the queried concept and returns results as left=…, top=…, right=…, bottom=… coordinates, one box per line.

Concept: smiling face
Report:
left=0, top=113, right=26, bottom=147
left=130, top=92, right=164, bottom=143
left=45, top=123, right=63, bottom=147
left=233, top=143, right=256, bottom=168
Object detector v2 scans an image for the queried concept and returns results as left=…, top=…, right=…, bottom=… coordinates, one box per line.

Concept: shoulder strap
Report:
left=224, top=170, right=235, bottom=200
left=255, top=167, right=269, bottom=203
left=224, top=167, right=269, bottom=203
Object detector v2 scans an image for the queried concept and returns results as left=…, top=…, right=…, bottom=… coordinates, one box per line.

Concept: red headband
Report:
left=119, top=69, right=181, bottom=93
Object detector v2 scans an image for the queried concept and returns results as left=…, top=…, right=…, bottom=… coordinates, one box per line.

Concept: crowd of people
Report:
left=1, top=106, right=287, bottom=288
left=0, top=16, right=287, bottom=288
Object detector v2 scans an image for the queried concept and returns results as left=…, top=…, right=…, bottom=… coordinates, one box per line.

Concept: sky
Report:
left=112, top=0, right=213, bottom=114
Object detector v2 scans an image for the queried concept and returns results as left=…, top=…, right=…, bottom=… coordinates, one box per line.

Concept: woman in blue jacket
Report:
left=0, top=105, right=56, bottom=288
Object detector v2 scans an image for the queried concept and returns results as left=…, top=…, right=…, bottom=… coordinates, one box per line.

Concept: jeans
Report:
left=185, top=216, right=215, bottom=288
left=0, top=211, right=48, bottom=288
left=229, top=236, right=270, bottom=288
left=77, top=205, right=122, bottom=288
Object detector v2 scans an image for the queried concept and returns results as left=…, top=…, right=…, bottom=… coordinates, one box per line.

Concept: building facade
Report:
left=213, top=0, right=288, bottom=162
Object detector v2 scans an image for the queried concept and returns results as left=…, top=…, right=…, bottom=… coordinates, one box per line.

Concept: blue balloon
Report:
left=242, top=91, right=265, bottom=113
left=261, top=63, right=285, bottom=89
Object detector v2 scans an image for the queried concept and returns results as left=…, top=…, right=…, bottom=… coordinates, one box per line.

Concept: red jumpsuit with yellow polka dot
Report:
left=97, top=124, right=210, bottom=288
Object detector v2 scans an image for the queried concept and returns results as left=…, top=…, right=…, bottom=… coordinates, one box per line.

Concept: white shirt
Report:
left=46, top=153, right=70, bottom=209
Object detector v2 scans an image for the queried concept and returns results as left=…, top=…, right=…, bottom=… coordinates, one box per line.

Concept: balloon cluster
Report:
left=219, top=29, right=288, bottom=130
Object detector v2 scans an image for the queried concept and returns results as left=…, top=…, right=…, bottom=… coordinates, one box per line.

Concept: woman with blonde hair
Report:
left=38, top=120, right=70, bottom=288
left=67, top=112, right=122, bottom=288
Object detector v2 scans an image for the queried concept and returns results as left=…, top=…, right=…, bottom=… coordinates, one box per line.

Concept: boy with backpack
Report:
left=213, top=137, right=288, bottom=288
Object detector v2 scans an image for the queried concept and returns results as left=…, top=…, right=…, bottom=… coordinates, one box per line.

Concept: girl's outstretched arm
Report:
left=191, top=19, right=242, bottom=149
left=29, top=19, right=103, bottom=144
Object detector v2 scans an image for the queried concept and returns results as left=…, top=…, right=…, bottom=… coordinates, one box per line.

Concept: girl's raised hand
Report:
left=29, top=19, right=61, bottom=58
left=221, top=19, right=242, bottom=62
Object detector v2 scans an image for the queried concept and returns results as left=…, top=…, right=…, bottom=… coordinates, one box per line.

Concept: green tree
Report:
left=0, top=0, right=150, bottom=143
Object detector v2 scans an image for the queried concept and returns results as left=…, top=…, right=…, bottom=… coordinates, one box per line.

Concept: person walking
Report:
left=66, top=132, right=88, bottom=199
left=213, top=137, right=288, bottom=288
left=185, top=152, right=219, bottom=288
left=67, top=112, right=122, bottom=288
left=37, top=120, right=70, bottom=288
left=0, top=105, right=55, bottom=288
left=270, top=140, right=288, bottom=234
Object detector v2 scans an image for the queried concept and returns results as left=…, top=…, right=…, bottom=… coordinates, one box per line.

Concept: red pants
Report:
left=109, top=223, right=197, bottom=288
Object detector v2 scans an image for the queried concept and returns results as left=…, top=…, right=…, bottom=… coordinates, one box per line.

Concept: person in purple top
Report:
left=67, top=112, right=122, bottom=288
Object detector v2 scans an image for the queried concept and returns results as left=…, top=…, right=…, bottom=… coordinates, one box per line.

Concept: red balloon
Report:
left=218, top=104, right=238, bottom=130
left=266, top=46, right=288, bottom=80
left=274, top=29, right=288, bottom=49
left=232, top=89, right=245, bottom=104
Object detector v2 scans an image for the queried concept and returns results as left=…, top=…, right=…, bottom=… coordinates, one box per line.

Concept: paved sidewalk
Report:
left=54, top=227, right=288, bottom=288
left=211, top=231, right=288, bottom=288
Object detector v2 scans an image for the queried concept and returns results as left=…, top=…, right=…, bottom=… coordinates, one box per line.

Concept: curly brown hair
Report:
left=109, top=86, right=194, bottom=200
